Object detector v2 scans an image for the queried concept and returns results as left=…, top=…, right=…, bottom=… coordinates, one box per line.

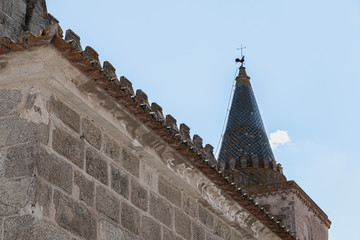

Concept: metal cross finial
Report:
left=237, top=44, right=246, bottom=58
left=235, top=45, right=246, bottom=66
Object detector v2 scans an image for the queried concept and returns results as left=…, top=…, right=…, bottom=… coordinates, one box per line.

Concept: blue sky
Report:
left=47, top=0, right=360, bottom=239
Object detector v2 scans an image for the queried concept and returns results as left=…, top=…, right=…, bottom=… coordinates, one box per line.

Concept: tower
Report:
left=218, top=59, right=285, bottom=187
left=217, top=58, right=331, bottom=238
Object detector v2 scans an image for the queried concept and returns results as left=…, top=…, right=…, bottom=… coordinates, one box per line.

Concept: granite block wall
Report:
left=0, top=85, right=251, bottom=240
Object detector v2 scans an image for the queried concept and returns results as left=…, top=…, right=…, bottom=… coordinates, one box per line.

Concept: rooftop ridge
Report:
left=0, top=22, right=299, bottom=240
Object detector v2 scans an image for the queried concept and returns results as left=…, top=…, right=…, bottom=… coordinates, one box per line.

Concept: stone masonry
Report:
left=250, top=189, right=328, bottom=240
left=0, top=0, right=55, bottom=40
left=0, top=0, right=331, bottom=238
left=0, top=45, right=283, bottom=240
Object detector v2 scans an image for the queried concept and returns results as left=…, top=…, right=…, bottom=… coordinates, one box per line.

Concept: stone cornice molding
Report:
left=242, top=181, right=331, bottom=228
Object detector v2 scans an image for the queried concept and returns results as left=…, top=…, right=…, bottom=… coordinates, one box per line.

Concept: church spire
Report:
left=218, top=57, right=286, bottom=187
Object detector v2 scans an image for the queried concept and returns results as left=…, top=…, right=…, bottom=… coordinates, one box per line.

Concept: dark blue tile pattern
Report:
left=218, top=82, right=274, bottom=167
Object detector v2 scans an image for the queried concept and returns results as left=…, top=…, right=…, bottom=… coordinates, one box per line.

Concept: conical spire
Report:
left=218, top=62, right=285, bottom=186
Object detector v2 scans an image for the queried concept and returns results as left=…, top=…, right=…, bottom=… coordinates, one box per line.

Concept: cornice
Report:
left=242, top=181, right=331, bottom=228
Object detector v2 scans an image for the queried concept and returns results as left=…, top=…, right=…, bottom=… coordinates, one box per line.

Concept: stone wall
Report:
left=0, top=45, right=283, bottom=239
left=250, top=192, right=296, bottom=233
left=250, top=190, right=328, bottom=240
left=0, top=1, right=330, bottom=239
left=0, top=86, right=223, bottom=239
left=0, top=0, right=52, bottom=40
left=293, top=195, right=328, bottom=240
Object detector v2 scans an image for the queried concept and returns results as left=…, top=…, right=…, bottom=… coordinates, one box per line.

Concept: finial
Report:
left=234, top=45, right=250, bottom=86
left=235, top=44, right=246, bottom=67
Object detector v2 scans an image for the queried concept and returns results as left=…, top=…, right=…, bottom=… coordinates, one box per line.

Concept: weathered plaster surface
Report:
left=21, top=86, right=50, bottom=124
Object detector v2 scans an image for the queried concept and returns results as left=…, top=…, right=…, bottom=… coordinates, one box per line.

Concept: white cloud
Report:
left=269, top=130, right=291, bottom=150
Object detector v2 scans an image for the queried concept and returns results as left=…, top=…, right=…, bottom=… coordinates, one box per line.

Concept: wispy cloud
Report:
left=269, top=130, right=290, bottom=150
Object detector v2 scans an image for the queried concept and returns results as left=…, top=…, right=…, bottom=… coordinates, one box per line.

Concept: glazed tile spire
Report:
left=218, top=60, right=285, bottom=186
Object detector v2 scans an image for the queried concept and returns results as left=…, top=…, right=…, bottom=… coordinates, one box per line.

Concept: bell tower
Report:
left=218, top=57, right=285, bottom=187
left=217, top=57, right=331, bottom=238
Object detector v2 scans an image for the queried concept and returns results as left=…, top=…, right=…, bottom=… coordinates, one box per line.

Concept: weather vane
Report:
left=235, top=44, right=246, bottom=66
